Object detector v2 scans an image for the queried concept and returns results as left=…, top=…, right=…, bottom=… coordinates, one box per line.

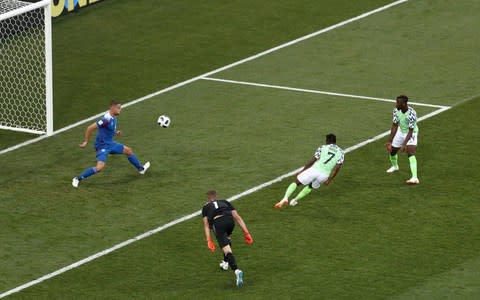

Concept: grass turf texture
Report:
left=1, top=0, right=391, bottom=149
left=0, top=80, right=436, bottom=292
left=1, top=0, right=479, bottom=298
left=216, top=0, right=480, bottom=106
left=10, top=96, right=480, bottom=299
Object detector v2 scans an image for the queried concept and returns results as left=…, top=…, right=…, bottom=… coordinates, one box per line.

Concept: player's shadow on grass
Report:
left=85, top=167, right=154, bottom=187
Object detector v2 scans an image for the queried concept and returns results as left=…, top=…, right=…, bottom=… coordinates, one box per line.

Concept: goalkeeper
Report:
left=201, top=190, right=253, bottom=287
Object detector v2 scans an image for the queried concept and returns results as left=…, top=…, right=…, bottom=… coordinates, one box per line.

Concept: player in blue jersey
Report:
left=72, top=100, right=150, bottom=188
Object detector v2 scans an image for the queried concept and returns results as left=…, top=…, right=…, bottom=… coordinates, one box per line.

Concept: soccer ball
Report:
left=157, top=115, right=171, bottom=128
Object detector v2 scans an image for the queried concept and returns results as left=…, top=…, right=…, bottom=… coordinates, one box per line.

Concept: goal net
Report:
left=0, top=0, right=52, bottom=135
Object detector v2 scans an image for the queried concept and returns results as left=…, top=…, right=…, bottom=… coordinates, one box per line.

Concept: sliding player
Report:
left=275, top=133, right=344, bottom=208
left=72, top=100, right=150, bottom=187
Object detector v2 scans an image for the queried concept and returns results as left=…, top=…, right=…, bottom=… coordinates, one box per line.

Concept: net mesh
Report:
left=0, top=0, right=30, bottom=14
left=0, top=0, right=47, bottom=133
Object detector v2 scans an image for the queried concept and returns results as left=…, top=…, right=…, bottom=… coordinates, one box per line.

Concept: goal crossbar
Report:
left=0, top=0, right=49, bottom=22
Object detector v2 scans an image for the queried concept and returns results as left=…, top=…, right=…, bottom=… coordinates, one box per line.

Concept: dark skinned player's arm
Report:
left=387, top=122, right=399, bottom=144
left=297, top=156, right=318, bottom=174
left=402, top=128, right=414, bottom=149
left=325, top=163, right=343, bottom=185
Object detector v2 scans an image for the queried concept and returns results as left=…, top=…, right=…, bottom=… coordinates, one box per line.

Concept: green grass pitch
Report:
left=1, top=0, right=479, bottom=299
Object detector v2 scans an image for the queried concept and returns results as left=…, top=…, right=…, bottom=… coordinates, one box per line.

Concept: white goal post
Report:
left=0, top=0, right=52, bottom=135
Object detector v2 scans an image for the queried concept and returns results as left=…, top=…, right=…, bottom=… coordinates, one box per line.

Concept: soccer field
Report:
left=1, top=0, right=480, bottom=298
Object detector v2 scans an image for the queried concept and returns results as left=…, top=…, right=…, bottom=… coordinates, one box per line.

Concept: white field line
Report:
left=454, top=91, right=480, bottom=106
left=0, top=105, right=450, bottom=298
left=0, top=0, right=409, bottom=157
left=202, top=77, right=449, bottom=109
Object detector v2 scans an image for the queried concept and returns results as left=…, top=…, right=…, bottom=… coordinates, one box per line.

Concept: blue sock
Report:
left=78, top=167, right=97, bottom=181
left=128, top=154, right=143, bottom=170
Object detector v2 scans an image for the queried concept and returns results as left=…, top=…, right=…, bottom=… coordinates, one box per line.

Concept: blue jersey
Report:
left=95, top=112, right=117, bottom=149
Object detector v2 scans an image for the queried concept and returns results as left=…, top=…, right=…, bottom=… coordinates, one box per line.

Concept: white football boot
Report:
left=139, top=161, right=150, bottom=175
left=289, top=199, right=298, bottom=206
left=235, top=269, right=244, bottom=286
left=386, top=166, right=399, bottom=173
left=406, top=178, right=420, bottom=185
left=72, top=177, right=79, bottom=188
left=219, top=260, right=229, bottom=271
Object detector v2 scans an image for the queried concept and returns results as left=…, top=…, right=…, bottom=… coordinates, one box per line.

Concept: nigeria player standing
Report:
left=385, top=95, right=420, bottom=184
left=202, top=190, right=253, bottom=286
left=72, top=100, right=150, bottom=187
left=275, top=133, right=344, bottom=208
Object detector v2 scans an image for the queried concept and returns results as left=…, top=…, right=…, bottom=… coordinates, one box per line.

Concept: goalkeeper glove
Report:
left=207, top=239, right=216, bottom=252
left=244, top=232, right=253, bottom=245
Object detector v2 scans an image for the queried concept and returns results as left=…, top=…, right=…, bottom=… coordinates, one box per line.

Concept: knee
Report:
left=222, top=245, right=232, bottom=254
left=95, top=164, right=105, bottom=172
left=124, top=146, right=133, bottom=156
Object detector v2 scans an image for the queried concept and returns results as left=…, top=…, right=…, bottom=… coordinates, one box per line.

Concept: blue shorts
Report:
left=95, top=143, right=124, bottom=162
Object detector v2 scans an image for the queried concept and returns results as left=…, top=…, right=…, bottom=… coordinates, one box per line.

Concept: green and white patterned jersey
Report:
left=312, top=144, right=345, bottom=175
left=393, top=106, right=419, bottom=133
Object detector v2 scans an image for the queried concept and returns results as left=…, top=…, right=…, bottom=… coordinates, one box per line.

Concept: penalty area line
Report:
left=0, top=105, right=449, bottom=299
left=201, top=77, right=449, bottom=109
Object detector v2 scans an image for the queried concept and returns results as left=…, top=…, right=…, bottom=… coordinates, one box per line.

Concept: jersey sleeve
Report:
left=223, top=200, right=235, bottom=211
left=407, top=108, right=417, bottom=129
left=96, top=117, right=110, bottom=128
left=314, top=146, right=322, bottom=159
left=337, top=150, right=345, bottom=164
left=392, top=108, right=399, bottom=124
left=201, top=205, right=208, bottom=218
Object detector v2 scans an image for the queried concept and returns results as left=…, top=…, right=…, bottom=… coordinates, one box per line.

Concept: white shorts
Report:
left=297, top=167, right=329, bottom=189
left=392, top=130, right=418, bottom=148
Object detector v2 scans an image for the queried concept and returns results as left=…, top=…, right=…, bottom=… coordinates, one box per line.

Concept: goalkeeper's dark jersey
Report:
left=202, top=200, right=235, bottom=226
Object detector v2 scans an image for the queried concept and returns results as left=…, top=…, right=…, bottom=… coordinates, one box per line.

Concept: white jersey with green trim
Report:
left=312, top=144, right=344, bottom=175
left=393, top=106, right=419, bottom=133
